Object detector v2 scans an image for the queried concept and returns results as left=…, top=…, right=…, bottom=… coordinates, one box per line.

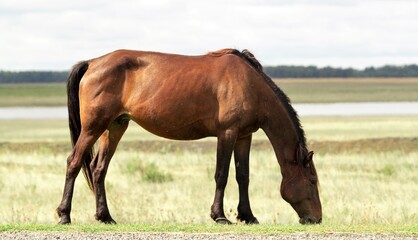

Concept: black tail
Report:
left=67, top=61, right=95, bottom=191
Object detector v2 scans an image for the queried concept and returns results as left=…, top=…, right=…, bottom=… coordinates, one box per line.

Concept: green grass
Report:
left=0, top=117, right=417, bottom=229
left=1, top=77, right=418, bottom=234
left=0, top=83, right=66, bottom=107
left=0, top=223, right=417, bottom=234
left=276, top=78, right=418, bottom=103
left=1, top=78, right=418, bottom=106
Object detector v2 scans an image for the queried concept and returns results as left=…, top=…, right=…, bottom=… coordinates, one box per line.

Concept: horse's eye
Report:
left=309, top=176, right=318, bottom=185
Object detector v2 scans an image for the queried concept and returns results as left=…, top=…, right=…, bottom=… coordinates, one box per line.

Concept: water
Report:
left=295, top=102, right=418, bottom=116
left=0, top=107, right=68, bottom=119
left=1, top=102, right=418, bottom=119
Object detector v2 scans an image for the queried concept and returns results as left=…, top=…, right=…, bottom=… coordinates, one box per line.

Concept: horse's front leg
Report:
left=210, top=129, right=237, bottom=224
left=234, top=134, right=259, bottom=224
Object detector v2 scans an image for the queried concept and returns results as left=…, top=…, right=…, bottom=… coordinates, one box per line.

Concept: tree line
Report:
left=1, top=64, right=418, bottom=83
left=264, top=64, right=418, bottom=78
left=0, top=71, right=68, bottom=83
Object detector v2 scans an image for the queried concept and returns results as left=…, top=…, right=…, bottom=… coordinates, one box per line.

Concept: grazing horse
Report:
left=56, top=48, right=322, bottom=225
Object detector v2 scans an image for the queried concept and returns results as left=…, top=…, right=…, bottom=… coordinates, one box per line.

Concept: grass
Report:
left=0, top=83, right=66, bottom=107
left=276, top=78, right=418, bottom=103
left=1, top=78, right=418, bottom=107
left=123, top=161, right=174, bottom=183
left=0, top=117, right=417, bottom=230
left=0, top=223, right=417, bottom=234
left=1, top=78, right=417, bottom=234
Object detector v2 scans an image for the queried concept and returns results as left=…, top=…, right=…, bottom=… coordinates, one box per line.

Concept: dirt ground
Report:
left=0, top=231, right=416, bottom=240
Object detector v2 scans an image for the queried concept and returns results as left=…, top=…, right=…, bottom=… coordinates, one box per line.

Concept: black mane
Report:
left=232, top=49, right=308, bottom=163
left=208, top=49, right=307, bottom=161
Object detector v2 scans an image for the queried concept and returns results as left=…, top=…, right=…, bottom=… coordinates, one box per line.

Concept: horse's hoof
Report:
left=237, top=215, right=259, bottom=224
left=95, top=213, right=117, bottom=224
left=104, top=219, right=117, bottom=224
left=58, top=216, right=71, bottom=225
left=215, top=217, right=232, bottom=224
left=98, top=218, right=117, bottom=224
left=246, top=217, right=259, bottom=224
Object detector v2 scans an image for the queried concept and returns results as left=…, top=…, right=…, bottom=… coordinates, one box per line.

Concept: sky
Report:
left=1, top=0, right=418, bottom=70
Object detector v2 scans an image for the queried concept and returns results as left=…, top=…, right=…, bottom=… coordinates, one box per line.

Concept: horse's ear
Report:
left=305, top=151, right=314, bottom=167
left=307, top=151, right=314, bottom=161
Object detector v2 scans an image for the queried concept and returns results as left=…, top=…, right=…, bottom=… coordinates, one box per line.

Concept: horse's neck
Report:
left=261, top=104, right=299, bottom=169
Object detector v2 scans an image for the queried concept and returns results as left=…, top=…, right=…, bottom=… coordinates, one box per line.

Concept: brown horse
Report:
left=56, top=48, right=322, bottom=225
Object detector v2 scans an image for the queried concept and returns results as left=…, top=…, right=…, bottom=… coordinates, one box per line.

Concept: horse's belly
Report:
left=131, top=117, right=216, bottom=140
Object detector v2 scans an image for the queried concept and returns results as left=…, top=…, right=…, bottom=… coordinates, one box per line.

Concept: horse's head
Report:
left=280, top=151, right=322, bottom=224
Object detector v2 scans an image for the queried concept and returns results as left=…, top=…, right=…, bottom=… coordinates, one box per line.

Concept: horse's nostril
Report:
left=300, top=216, right=321, bottom=224
left=300, top=217, right=313, bottom=224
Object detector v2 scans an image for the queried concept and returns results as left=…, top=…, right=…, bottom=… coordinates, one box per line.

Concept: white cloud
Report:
left=1, top=0, right=418, bottom=70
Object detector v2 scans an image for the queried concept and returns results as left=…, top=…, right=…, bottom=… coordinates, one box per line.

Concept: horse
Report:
left=56, top=48, right=322, bottom=225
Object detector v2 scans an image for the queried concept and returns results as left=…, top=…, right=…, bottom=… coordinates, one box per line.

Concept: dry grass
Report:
left=274, top=78, right=418, bottom=103
left=0, top=147, right=416, bottom=225
left=0, top=117, right=417, bottom=225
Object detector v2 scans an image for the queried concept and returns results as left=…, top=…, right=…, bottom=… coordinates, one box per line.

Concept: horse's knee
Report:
left=214, top=173, right=229, bottom=188
left=235, top=173, right=249, bottom=185
left=65, top=155, right=83, bottom=178
left=66, top=154, right=73, bottom=165
left=93, top=164, right=107, bottom=184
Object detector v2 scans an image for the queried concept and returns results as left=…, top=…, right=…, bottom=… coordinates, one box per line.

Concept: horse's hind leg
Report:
left=92, top=118, right=129, bottom=224
left=234, top=134, right=259, bottom=224
left=57, top=130, right=104, bottom=224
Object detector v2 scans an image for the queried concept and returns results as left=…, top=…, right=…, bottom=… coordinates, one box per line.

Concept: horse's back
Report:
left=79, top=49, right=264, bottom=139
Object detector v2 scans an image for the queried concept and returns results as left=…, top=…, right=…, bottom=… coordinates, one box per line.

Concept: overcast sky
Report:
left=1, top=0, right=418, bottom=70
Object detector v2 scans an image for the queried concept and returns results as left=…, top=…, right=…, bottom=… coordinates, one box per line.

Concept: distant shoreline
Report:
left=1, top=102, right=418, bottom=119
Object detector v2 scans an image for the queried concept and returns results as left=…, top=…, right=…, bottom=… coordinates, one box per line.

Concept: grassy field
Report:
left=0, top=117, right=417, bottom=234
left=1, top=223, right=416, bottom=234
left=1, top=78, right=418, bottom=106
left=0, top=79, right=417, bottom=234
left=277, top=78, right=418, bottom=103
left=0, top=83, right=66, bottom=107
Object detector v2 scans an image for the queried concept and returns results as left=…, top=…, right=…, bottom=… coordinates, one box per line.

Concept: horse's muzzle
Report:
left=299, top=216, right=322, bottom=224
